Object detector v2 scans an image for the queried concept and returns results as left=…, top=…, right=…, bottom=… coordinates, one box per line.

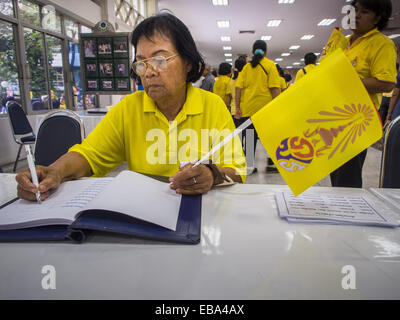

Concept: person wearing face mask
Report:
left=330, top=0, right=397, bottom=188
left=15, top=13, right=246, bottom=202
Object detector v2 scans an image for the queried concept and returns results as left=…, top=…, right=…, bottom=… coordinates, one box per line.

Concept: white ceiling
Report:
left=157, top=0, right=400, bottom=70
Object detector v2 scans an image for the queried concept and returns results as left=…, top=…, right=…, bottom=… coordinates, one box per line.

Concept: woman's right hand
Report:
left=15, top=166, right=62, bottom=202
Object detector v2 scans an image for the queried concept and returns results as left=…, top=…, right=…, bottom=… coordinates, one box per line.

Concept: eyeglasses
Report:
left=131, top=54, right=178, bottom=76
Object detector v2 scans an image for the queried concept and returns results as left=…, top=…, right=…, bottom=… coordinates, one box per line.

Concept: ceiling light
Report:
left=389, top=34, right=400, bottom=39
left=278, top=0, right=295, bottom=3
left=226, top=59, right=232, bottom=62
left=293, top=62, right=301, bottom=65
left=267, top=20, right=282, bottom=27
left=301, top=34, right=314, bottom=40
left=318, top=19, right=336, bottom=26
left=289, top=45, right=300, bottom=50
left=217, top=20, right=230, bottom=28
left=212, top=0, right=228, bottom=5
left=224, top=53, right=232, bottom=57
left=221, top=36, right=231, bottom=41
left=223, top=46, right=232, bottom=50
left=314, top=53, right=320, bottom=56
left=286, top=66, right=293, bottom=69
left=261, top=36, right=272, bottom=41
left=281, top=53, right=290, bottom=56
left=275, top=58, right=283, bottom=61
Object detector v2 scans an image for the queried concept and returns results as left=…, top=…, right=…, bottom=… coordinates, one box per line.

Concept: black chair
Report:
left=380, top=115, right=400, bottom=188
left=34, top=110, right=85, bottom=166
left=6, top=102, right=36, bottom=172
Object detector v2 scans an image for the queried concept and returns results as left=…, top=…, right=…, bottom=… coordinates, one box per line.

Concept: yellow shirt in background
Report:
left=280, top=76, right=287, bottom=91
left=236, top=57, right=281, bottom=117
left=345, top=28, right=397, bottom=108
left=229, top=78, right=237, bottom=115
left=294, top=64, right=316, bottom=83
left=69, top=84, right=246, bottom=182
left=213, top=75, right=232, bottom=106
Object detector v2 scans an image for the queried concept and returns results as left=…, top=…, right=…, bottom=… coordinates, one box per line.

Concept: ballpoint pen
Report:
left=25, top=145, right=41, bottom=204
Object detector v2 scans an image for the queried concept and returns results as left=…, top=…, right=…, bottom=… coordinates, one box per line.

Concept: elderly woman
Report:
left=330, top=0, right=397, bottom=188
left=16, top=13, right=246, bottom=201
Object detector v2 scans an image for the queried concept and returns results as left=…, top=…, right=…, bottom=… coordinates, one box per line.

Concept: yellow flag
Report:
left=320, top=28, right=348, bottom=61
left=251, top=50, right=382, bottom=196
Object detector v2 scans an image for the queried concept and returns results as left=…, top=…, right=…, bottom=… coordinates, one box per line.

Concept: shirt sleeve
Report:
left=295, top=69, right=304, bottom=83
left=396, top=72, right=400, bottom=89
left=235, top=64, right=247, bottom=89
left=370, top=42, right=397, bottom=83
left=268, top=63, right=281, bottom=89
left=68, top=101, right=126, bottom=177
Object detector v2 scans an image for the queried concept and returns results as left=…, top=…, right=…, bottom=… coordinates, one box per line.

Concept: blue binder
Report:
left=0, top=195, right=202, bottom=244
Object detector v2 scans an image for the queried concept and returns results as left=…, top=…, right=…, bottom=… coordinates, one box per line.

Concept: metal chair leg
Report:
left=13, top=144, right=23, bottom=172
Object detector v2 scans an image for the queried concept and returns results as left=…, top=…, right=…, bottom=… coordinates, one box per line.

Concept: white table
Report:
left=0, top=175, right=399, bottom=299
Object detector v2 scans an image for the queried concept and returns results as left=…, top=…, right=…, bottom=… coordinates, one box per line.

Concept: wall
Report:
left=0, top=115, right=37, bottom=167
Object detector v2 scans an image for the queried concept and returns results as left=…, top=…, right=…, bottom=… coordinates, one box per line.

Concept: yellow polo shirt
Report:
left=69, top=84, right=246, bottom=182
left=213, top=75, right=232, bottom=106
left=236, top=57, right=281, bottom=117
left=345, top=28, right=397, bottom=108
left=229, top=78, right=237, bottom=115
left=280, top=76, right=287, bottom=91
left=294, top=64, right=316, bottom=83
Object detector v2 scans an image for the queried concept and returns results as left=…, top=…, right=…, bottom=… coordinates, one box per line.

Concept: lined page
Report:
left=0, top=178, right=112, bottom=230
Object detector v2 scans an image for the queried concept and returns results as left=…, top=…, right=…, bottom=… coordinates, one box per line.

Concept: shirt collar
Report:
left=143, top=83, right=203, bottom=116
left=349, top=27, right=380, bottom=44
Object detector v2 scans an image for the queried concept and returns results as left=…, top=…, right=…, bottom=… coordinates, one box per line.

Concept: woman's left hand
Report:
left=169, top=163, right=214, bottom=195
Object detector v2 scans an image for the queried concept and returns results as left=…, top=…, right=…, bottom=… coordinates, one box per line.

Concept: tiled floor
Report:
left=3, top=140, right=383, bottom=188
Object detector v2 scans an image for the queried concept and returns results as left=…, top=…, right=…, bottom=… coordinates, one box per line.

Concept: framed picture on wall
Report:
left=99, top=61, right=113, bottom=77
left=83, top=38, right=96, bottom=58
left=85, top=61, right=98, bottom=78
left=113, top=37, right=128, bottom=58
left=115, top=78, right=130, bottom=90
left=114, top=59, right=129, bottom=77
left=101, top=79, right=114, bottom=90
left=98, top=37, right=112, bottom=58
left=86, top=79, right=98, bottom=91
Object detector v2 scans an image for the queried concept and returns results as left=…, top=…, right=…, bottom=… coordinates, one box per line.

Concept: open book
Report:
left=0, top=171, right=202, bottom=244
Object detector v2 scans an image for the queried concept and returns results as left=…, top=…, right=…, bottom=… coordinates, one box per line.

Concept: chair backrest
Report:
left=6, top=102, right=34, bottom=136
left=6, top=102, right=35, bottom=145
left=380, top=115, right=400, bottom=188
left=34, top=110, right=85, bottom=166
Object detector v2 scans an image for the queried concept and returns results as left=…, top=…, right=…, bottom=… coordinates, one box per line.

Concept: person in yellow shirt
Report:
left=330, top=0, right=397, bottom=188
left=213, top=62, right=232, bottom=107
left=276, top=64, right=287, bottom=93
left=15, top=13, right=246, bottom=202
left=235, top=40, right=281, bottom=174
left=229, top=58, right=247, bottom=120
left=294, top=53, right=317, bottom=83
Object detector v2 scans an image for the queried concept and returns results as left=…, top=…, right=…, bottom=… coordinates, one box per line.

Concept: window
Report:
left=81, top=25, right=92, bottom=34
left=42, top=6, right=62, bottom=34
left=0, top=0, right=14, bottom=17
left=18, top=0, right=40, bottom=26
left=65, top=18, right=78, bottom=41
left=0, top=20, right=20, bottom=114
left=47, top=35, right=64, bottom=109
left=24, top=27, right=49, bottom=110
left=69, top=41, right=82, bottom=109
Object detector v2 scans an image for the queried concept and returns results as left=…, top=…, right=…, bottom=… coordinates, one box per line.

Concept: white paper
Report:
left=369, top=188, right=400, bottom=217
left=83, top=171, right=182, bottom=231
left=0, top=178, right=112, bottom=230
left=275, top=192, right=399, bottom=227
